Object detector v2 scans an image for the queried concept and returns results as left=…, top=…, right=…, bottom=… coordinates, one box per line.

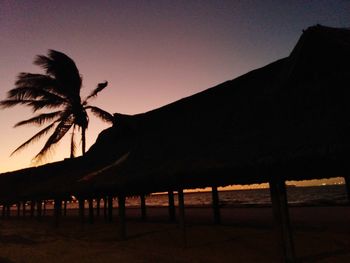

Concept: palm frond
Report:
left=10, top=122, right=57, bottom=156
left=0, top=99, right=28, bottom=108
left=0, top=99, right=44, bottom=109
left=34, top=50, right=82, bottom=97
left=28, top=99, right=65, bottom=112
left=14, top=111, right=63, bottom=127
left=33, top=114, right=74, bottom=162
left=11, top=72, right=68, bottom=100
left=84, top=81, right=108, bottom=102
left=15, top=73, right=56, bottom=89
left=33, top=55, right=53, bottom=73
left=0, top=97, right=65, bottom=111
left=7, top=86, right=67, bottom=104
left=85, top=106, right=114, bottom=123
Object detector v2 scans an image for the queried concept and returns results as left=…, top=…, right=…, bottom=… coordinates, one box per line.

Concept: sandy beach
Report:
left=0, top=206, right=349, bottom=263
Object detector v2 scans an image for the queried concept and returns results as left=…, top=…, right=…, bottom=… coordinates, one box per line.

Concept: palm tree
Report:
left=0, top=50, right=114, bottom=162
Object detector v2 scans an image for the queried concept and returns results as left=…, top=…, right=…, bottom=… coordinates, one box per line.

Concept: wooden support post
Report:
left=269, top=177, right=296, bottom=263
left=118, top=195, right=126, bottom=240
left=96, top=198, right=101, bottom=217
left=6, top=204, right=10, bottom=218
left=168, top=191, right=176, bottom=221
left=88, top=198, right=94, bottom=224
left=140, top=195, right=147, bottom=221
left=17, top=202, right=21, bottom=217
left=54, top=199, right=62, bottom=227
left=344, top=175, right=350, bottom=203
left=2, top=204, right=5, bottom=217
left=212, top=186, right=221, bottom=224
left=103, top=197, right=108, bottom=221
left=79, top=198, right=85, bottom=224
left=108, top=196, right=113, bottom=223
left=63, top=200, right=67, bottom=216
left=43, top=201, right=46, bottom=216
left=22, top=201, right=26, bottom=217
left=178, top=189, right=187, bottom=247
left=37, top=200, right=42, bottom=219
left=30, top=201, right=35, bottom=217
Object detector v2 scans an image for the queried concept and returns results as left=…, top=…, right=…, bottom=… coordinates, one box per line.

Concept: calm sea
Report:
left=24, top=185, right=348, bottom=210
left=125, top=185, right=349, bottom=208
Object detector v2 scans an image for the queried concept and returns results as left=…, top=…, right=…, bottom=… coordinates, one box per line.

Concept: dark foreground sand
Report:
left=0, top=206, right=349, bottom=263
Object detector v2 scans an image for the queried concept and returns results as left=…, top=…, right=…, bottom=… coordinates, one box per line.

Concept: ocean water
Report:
left=125, top=185, right=349, bottom=208
left=14, top=185, right=347, bottom=210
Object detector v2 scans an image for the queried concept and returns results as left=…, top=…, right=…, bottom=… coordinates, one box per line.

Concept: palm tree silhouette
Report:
left=0, top=50, right=113, bottom=162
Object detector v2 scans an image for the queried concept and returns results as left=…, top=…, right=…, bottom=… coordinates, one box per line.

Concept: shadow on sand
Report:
left=0, top=257, right=15, bottom=263
left=0, top=234, right=37, bottom=245
left=300, top=248, right=350, bottom=262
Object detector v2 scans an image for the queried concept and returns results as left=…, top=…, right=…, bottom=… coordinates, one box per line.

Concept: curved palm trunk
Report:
left=82, top=127, right=86, bottom=156
left=70, top=126, right=76, bottom=159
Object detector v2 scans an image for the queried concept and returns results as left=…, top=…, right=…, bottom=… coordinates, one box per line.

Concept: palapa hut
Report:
left=0, top=25, right=350, bottom=262
left=79, top=24, right=350, bottom=196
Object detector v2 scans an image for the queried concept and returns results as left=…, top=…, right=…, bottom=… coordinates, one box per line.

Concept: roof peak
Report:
left=303, top=24, right=350, bottom=34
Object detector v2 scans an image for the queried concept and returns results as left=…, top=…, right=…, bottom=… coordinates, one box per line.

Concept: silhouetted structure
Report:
left=0, top=25, right=349, bottom=262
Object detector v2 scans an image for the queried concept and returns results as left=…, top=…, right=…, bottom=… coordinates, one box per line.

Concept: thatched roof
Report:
left=1, top=25, right=349, bottom=202
left=81, top=25, right=350, bottom=194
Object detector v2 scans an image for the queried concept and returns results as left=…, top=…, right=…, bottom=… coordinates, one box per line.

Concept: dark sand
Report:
left=0, top=206, right=350, bottom=262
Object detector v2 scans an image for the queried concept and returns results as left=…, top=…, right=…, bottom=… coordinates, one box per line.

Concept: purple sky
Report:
left=0, top=0, right=349, bottom=182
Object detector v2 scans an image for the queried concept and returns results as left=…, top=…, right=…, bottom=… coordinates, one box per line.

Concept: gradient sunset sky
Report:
left=1, top=1, right=350, bottom=182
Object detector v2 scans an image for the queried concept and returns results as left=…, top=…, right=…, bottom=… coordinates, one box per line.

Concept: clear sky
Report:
left=0, top=0, right=349, bottom=186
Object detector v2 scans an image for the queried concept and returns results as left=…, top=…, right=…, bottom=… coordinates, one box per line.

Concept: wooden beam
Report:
left=178, top=189, right=187, bottom=247
left=212, top=186, right=221, bottom=224
left=118, top=195, right=127, bottom=240
left=140, top=195, right=147, bottom=221
left=269, top=177, right=296, bottom=263
left=168, top=191, right=176, bottom=221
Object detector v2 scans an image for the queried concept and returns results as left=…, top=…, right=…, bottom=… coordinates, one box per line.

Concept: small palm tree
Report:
left=0, top=50, right=114, bottom=162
